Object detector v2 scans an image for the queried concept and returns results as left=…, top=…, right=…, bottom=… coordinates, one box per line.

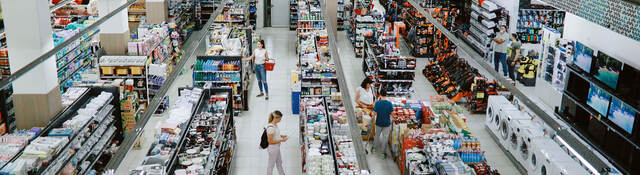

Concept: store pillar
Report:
left=0, top=0, right=63, bottom=129
left=146, top=0, right=169, bottom=24
left=326, top=0, right=338, bottom=39
left=99, top=0, right=130, bottom=55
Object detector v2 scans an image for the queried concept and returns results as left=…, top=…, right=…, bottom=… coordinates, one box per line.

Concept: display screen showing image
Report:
left=608, top=97, right=636, bottom=134
left=573, top=42, right=594, bottom=73
left=587, top=84, right=611, bottom=116
left=593, top=51, right=623, bottom=89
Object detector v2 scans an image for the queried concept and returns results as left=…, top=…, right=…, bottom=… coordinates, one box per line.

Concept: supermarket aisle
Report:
left=230, top=28, right=302, bottom=175
left=114, top=29, right=208, bottom=174
left=335, top=31, right=521, bottom=174
left=336, top=31, right=403, bottom=175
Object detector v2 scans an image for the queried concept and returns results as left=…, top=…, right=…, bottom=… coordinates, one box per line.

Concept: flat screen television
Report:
left=593, top=51, right=623, bottom=89
left=573, top=41, right=595, bottom=73
left=588, top=117, right=607, bottom=145
left=566, top=72, right=590, bottom=101
left=587, top=84, right=612, bottom=116
left=608, top=97, right=636, bottom=134
left=617, top=65, right=640, bottom=109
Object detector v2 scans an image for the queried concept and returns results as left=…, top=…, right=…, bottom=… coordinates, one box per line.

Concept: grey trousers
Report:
left=374, top=125, right=391, bottom=155
left=267, top=144, right=285, bottom=175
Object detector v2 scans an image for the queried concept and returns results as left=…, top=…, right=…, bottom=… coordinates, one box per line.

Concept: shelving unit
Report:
left=517, top=8, right=565, bottom=44
left=193, top=56, right=246, bottom=113
left=459, top=0, right=506, bottom=59
left=99, top=56, right=151, bottom=104
left=169, top=0, right=198, bottom=39
left=290, top=0, right=299, bottom=30
left=299, top=97, right=338, bottom=175
left=0, top=87, right=123, bottom=174
left=363, top=40, right=416, bottom=96
left=163, top=87, right=235, bottom=174
left=350, top=15, right=384, bottom=58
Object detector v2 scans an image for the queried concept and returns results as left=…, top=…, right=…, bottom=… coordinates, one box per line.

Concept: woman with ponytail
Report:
left=266, top=110, right=286, bottom=175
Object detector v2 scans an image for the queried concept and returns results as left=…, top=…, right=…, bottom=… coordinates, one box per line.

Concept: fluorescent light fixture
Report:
left=556, top=136, right=600, bottom=175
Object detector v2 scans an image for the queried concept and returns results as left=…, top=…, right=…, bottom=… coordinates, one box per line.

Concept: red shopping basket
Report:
left=265, top=60, right=275, bottom=71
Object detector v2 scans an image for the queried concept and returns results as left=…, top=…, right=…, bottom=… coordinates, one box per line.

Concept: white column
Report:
left=1, top=0, right=63, bottom=129
left=99, top=0, right=130, bottom=54
left=326, top=0, right=338, bottom=39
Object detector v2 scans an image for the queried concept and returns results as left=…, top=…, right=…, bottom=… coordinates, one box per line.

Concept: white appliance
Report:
left=486, top=95, right=516, bottom=137
left=527, top=138, right=589, bottom=175
left=497, top=109, right=529, bottom=147
left=512, top=120, right=546, bottom=167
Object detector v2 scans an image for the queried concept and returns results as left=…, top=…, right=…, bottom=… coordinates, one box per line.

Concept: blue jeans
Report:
left=255, top=64, right=268, bottom=94
left=494, top=52, right=508, bottom=76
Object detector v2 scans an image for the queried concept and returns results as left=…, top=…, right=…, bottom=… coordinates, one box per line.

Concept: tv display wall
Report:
left=608, top=97, right=636, bottom=134
left=573, top=41, right=595, bottom=73
left=587, top=83, right=612, bottom=116
left=592, top=51, right=623, bottom=89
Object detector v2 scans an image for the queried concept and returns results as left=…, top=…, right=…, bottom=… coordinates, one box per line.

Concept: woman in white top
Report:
left=355, top=78, right=375, bottom=110
left=246, top=40, right=270, bottom=99
left=266, top=110, right=287, bottom=175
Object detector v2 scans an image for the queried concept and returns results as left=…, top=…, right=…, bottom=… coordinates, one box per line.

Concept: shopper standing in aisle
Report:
left=246, top=40, right=270, bottom=100
left=355, top=78, right=375, bottom=110
left=266, top=110, right=287, bottom=175
left=492, top=25, right=509, bottom=77
left=372, top=90, right=393, bottom=159
left=507, top=33, right=521, bottom=81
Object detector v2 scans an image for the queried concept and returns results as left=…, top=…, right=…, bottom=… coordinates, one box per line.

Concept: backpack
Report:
left=260, top=125, right=274, bottom=149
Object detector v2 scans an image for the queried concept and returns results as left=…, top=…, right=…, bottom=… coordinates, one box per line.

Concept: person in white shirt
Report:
left=355, top=78, right=374, bottom=110
left=246, top=40, right=270, bottom=99
left=266, top=110, right=286, bottom=175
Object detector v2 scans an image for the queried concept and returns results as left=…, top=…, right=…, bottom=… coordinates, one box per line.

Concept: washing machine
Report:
left=497, top=109, right=529, bottom=148
left=512, top=121, right=546, bottom=168
left=486, top=95, right=517, bottom=139
left=527, top=138, right=589, bottom=175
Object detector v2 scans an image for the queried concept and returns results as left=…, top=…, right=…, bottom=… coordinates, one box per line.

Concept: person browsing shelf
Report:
left=355, top=78, right=375, bottom=110
left=245, top=40, right=270, bottom=100
left=266, top=110, right=286, bottom=175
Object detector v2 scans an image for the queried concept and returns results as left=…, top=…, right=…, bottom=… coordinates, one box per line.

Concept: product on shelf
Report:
left=516, top=7, right=564, bottom=44
left=1, top=91, right=117, bottom=174
left=349, top=13, right=384, bottom=58
left=131, top=87, right=204, bottom=174
left=363, top=38, right=416, bottom=97
left=377, top=96, right=499, bottom=175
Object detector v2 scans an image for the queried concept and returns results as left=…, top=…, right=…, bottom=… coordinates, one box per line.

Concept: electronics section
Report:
left=349, top=14, right=384, bottom=58
left=516, top=7, right=565, bottom=44
left=459, top=0, right=508, bottom=59
left=128, top=87, right=205, bottom=174
left=486, top=95, right=592, bottom=175
left=0, top=87, right=123, bottom=175
left=559, top=40, right=640, bottom=174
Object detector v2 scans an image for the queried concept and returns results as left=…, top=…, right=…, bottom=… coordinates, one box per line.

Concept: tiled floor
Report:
left=230, top=28, right=302, bottom=175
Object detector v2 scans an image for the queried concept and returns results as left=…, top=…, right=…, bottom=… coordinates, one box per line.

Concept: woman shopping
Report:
left=246, top=40, right=270, bottom=100
left=355, top=78, right=375, bottom=110
left=266, top=110, right=287, bottom=175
